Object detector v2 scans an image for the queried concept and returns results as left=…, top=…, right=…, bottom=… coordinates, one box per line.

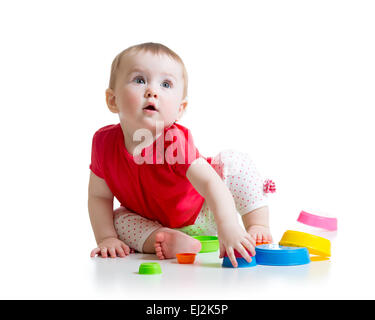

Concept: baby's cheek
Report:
left=121, top=89, right=141, bottom=110
left=128, top=91, right=141, bottom=104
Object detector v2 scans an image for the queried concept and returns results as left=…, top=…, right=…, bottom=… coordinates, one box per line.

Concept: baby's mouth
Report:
left=143, top=105, right=157, bottom=111
left=143, top=104, right=159, bottom=112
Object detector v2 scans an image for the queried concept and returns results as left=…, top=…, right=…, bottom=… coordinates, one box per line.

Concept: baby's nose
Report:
left=145, top=87, right=158, bottom=99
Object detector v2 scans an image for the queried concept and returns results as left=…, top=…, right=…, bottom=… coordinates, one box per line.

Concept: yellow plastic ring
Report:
left=279, top=230, right=331, bottom=257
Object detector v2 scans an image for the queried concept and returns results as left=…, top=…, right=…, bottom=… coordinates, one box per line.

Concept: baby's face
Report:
left=111, top=51, right=186, bottom=134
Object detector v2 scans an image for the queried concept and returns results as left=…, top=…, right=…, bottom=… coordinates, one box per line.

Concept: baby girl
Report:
left=88, top=42, right=274, bottom=267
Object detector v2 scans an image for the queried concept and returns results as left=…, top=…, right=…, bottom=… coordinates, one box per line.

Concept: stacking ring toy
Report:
left=176, top=253, right=197, bottom=264
left=222, top=248, right=256, bottom=268
left=297, top=210, right=337, bottom=231
left=255, top=244, right=310, bottom=266
left=138, top=262, right=162, bottom=275
left=222, top=256, right=257, bottom=268
left=192, top=236, right=219, bottom=253
left=279, top=230, right=331, bottom=257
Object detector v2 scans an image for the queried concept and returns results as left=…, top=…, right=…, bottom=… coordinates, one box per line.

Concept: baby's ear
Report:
left=177, top=99, right=188, bottom=119
left=105, top=88, right=118, bottom=113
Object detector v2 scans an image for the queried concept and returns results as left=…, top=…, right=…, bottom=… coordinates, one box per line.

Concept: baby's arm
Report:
left=88, top=171, right=130, bottom=258
left=186, top=158, right=256, bottom=268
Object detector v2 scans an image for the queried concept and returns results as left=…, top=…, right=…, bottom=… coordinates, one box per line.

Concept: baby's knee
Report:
left=210, top=149, right=256, bottom=178
left=114, top=206, right=130, bottom=214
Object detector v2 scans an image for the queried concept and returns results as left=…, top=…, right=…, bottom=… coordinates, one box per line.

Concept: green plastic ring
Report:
left=192, top=236, right=219, bottom=253
left=138, top=262, right=162, bottom=275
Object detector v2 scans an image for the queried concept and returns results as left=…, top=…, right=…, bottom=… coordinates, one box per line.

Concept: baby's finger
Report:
left=266, top=234, right=273, bottom=243
left=242, top=240, right=256, bottom=257
left=262, top=238, right=271, bottom=244
left=219, top=244, right=225, bottom=259
left=250, top=232, right=258, bottom=242
left=248, top=235, right=256, bottom=246
left=236, top=245, right=252, bottom=263
left=116, top=246, right=126, bottom=258
left=226, top=247, right=238, bottom=268
left=121, top=243, right=130, bottom=255
left=245, top=233, right=256, bottom=246
left=255, top=233, right=263, bottom=243
left=90, top=248, right=100, bottom=257
left=255, top=233, right=262, bottom=243
left=108, top=247, right=117, bottom=258
left=100, top=247, right=108, bottom=258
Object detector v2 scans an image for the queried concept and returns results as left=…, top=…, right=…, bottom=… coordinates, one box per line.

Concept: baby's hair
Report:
left=108, top=42, right=188, bottom=99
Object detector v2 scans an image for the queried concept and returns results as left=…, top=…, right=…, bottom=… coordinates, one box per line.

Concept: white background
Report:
left=0, top=0, right=374, bottom=299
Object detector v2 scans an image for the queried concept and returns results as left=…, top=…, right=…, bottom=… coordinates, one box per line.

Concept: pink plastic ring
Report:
left=297, top=210, right=337, bottom=231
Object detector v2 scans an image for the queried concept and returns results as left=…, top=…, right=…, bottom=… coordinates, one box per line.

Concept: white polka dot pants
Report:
left=114, top=207, right=163, bottom=252
left=114, top=150, right=269, bottom=252
left=211, top=149, right=268, bottom=215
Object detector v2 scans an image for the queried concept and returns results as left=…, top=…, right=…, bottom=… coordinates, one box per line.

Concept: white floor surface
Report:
left=1, top=217, right=373, bottom=300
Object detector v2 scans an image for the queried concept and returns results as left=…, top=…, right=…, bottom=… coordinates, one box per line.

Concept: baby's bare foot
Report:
left=154, top=229, right=202, bottom=260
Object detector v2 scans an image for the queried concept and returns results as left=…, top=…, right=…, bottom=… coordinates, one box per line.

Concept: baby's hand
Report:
left=247, top=225, right=273, bottom=244
left=217, top=222, right=256, bottom=268
left=90, top=237, right=131, bottom=258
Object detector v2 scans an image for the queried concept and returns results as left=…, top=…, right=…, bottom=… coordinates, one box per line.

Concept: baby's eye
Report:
left=161, top=80, right=172, bottom=88
left=133, top=76, right=145, bottom=84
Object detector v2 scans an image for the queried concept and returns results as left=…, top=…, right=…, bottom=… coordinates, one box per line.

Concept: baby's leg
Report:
left=210, top=150, right=272, bottom=243
left=114, top=207, right=201, bottom=259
